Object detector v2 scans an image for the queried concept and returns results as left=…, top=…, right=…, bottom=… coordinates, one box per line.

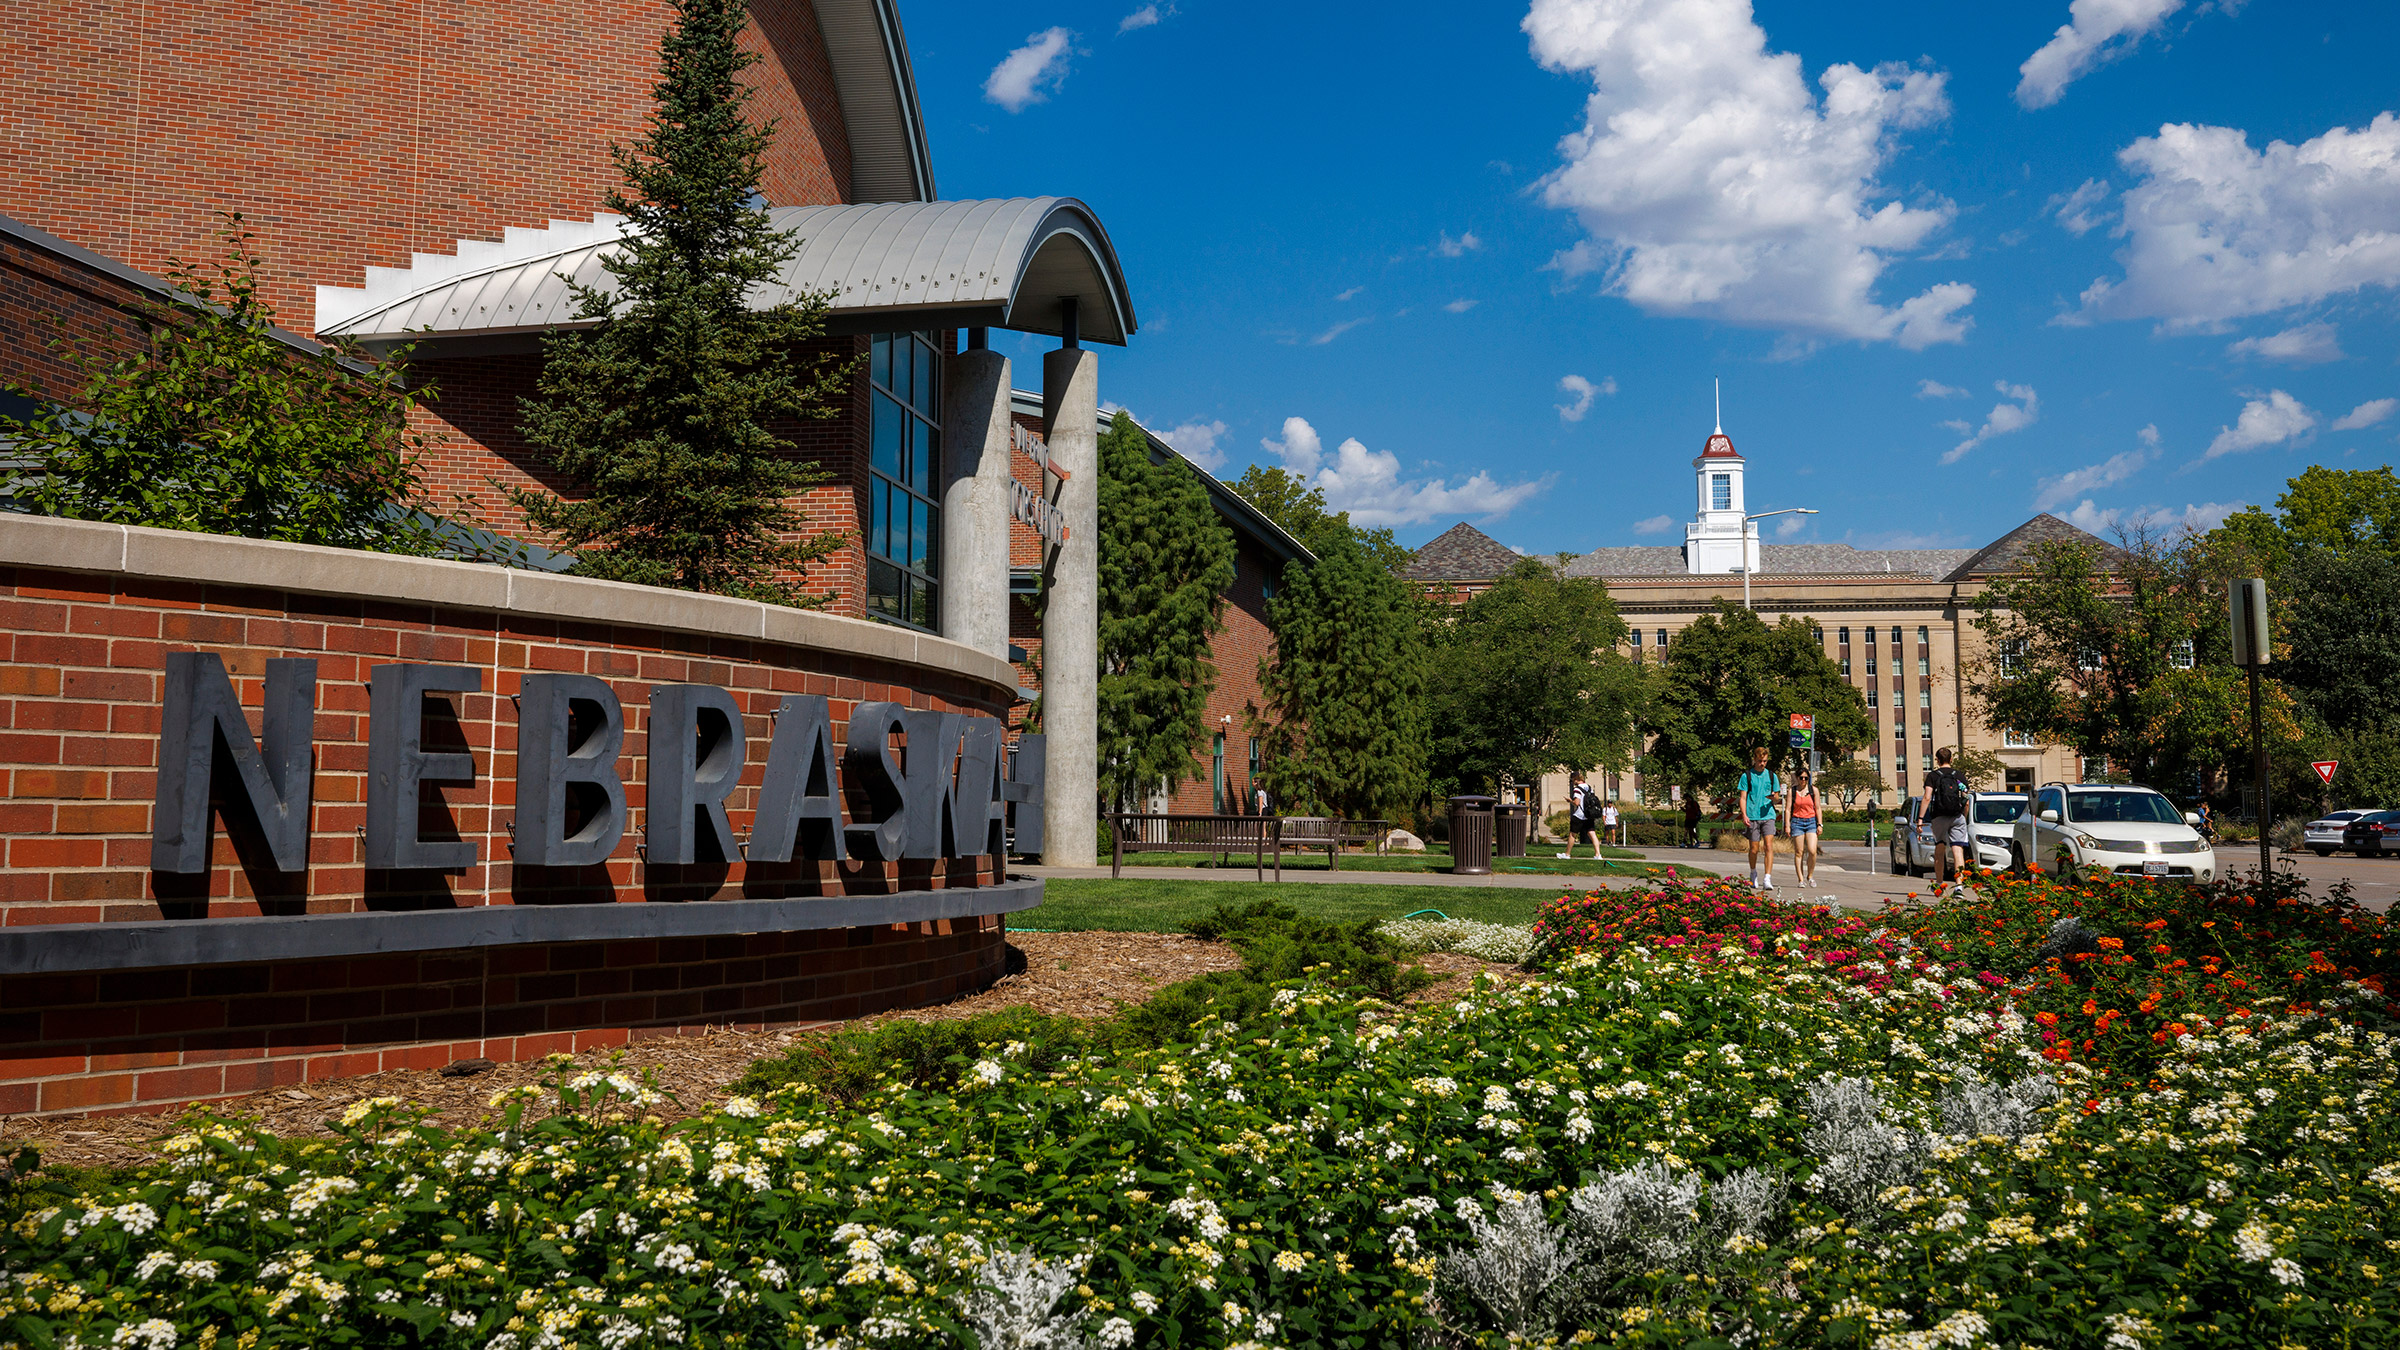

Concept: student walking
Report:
left=1601, top=799, right=1620, bottom=850
left=1923, top=746, right=1972, bottom=895
left=1562, top=772, right=1599, bottom=858
left=1738, top=746, right=1783, bottom=891
left=1789, top=768, right=1822, bottom=887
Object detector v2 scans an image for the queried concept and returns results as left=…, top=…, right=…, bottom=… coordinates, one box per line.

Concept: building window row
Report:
left=868, top=332, right=944, bottom=631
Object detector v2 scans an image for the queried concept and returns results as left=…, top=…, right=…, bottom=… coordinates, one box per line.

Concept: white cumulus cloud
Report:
left=2034, top=442, right=2154, bottom=511
left=2064, top=499, right=2242, bottom=535
left=1157, top=419, right=1230, bottom=471
left=2049, top=178, right=2113, bottom=235
left=984, top=28, right=1076, bottom=112
left=1260, top=417, right=1546, bottom=527
left=2333, top=398, right=2398, bottom=432
left=1524, top=0, right=1973, bottom=348
left=1632, top=514, right=1677, bottom=535
left=1118, top=4, right=1167, bottom=33
left=1333, top=285, right=1365, bottom=302
left=1435, top=230, right=1482, bottom=257
left=2070, top=114, right=2400, bottom=330
left=1444, top=298, right=1479, bottom=313
left=1555, top=373, right=1616, bottom=422
left=2016, top=0, right=2186, bottom=110
left=1308, top=316, right=1370, bottom=346
left=2226, top=322, right=2344, bottom=365
left=1942, top=381, right=2040, bottom=465
left=2202, top=390, right=2315, bottom=461
left=1916, top=378, right=1968, bottom=399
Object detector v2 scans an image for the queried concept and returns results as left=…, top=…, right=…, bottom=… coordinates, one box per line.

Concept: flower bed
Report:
left=4, top=873, right=2398, bottom=1348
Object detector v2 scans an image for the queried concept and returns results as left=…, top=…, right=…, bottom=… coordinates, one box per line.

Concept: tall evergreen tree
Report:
left=1097, top=413, right=1236, bottom=810
left=511, top=0, right=844, bottom=603
left=1254, top=531, right=1429, bottom=818
left=1424, top=558, right=1645, bottom=795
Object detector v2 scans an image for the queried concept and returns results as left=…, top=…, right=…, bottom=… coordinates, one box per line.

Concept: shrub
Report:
left=11, top=874, right=2400, bottom=1349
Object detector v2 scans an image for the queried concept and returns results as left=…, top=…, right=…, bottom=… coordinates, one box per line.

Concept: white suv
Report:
left=2017, top=782, right=2215, bottom=883
left=1890, top=792, right=2029, bottom=875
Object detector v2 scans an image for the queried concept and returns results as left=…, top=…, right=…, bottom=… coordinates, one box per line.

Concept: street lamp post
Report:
left=1736, top=508, right=1818, bottom=609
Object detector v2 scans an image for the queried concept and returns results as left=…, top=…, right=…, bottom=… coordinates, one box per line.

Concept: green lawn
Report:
left=1104, top=846, right=1652, bottom=879
left=1019, top=878, right=1591, bottom=932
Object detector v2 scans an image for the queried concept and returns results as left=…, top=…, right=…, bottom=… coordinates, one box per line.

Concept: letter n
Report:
left=151, top=653, right=316, bottom=874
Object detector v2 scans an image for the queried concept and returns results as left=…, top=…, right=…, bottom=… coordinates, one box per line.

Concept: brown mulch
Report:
left=3, top=933, right=1523, bottom=1173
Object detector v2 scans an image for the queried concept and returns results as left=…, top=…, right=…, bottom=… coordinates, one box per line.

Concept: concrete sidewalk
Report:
left=1016, top=845, right=1938, bottom=913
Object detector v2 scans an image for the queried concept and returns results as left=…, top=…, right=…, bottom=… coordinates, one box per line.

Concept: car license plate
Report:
left=2142, top=860, right=2168, bottom=876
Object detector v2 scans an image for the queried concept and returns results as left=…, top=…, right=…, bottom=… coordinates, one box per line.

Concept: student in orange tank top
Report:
left=1789, top=769, right=1822, bottom=887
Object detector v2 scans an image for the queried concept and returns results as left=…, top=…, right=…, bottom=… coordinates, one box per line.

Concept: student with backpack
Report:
left=1561, top=772, right=1599, bottom=858
left=1923, top=746, right=1973, bottom=893
left=1738, top=745, right=1783, bottom=891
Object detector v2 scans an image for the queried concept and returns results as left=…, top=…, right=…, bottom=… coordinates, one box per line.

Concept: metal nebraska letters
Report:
left=149, top=655, right=1046, bottom=875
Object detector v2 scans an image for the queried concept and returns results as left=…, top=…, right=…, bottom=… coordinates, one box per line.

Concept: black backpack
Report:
left=1929, top=769, right=1968, bottom=818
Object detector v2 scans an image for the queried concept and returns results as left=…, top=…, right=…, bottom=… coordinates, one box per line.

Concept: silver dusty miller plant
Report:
left=949, top=1242, right=1096, bottom=1350
left=1799, top=1075, right=1933, bottom=1222
left=1431, top=1164, right=1788, bottom=1341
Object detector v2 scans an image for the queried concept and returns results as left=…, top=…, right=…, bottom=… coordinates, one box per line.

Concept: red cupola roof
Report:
left=1700, top=431, right=1740, bottom=458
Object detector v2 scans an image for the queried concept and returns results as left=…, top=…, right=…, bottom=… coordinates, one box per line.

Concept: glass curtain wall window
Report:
left=868, top=333, right=943, bottom=630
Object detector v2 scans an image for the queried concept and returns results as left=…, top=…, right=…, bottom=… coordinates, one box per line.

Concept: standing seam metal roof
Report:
left=313, top=198, right=1135, bottom=345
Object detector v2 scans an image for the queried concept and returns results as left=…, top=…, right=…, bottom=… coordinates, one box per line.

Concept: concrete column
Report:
left=1040, top=341, right=1099, bottom=866
left=939, top=341, right=1013, bottom=662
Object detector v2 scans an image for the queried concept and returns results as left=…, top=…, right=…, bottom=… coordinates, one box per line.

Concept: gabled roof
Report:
left=314, top=198, right=1136, bottom=349
left=1404, top=522, right=1524, bottom=582
left=1942, top=514, right=2127, bottom=582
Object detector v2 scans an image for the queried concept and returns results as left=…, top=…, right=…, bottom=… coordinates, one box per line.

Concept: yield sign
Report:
left=2314, top=760, right=2340, bottom=785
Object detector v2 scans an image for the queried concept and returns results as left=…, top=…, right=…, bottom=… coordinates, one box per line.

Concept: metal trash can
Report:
left=1448, top=796, right=1496, bottom=875
left=1494, top=803, right=1531, bottom=858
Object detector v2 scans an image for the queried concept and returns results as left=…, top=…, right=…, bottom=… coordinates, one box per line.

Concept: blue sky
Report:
left=902, top=0, right=2400, bottom=555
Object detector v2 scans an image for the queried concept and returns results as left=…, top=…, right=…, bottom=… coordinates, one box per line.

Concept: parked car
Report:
left=2339, top=810, right=2400, bottom=857
left=2017, top=782, right=2215, bottom=883
left=1889, top=792, right=2029, bottom=876
left=2306, top=808, right=2378, bottom=856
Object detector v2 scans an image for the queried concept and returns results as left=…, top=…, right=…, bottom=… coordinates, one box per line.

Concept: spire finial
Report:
left=1713, top=378, right=1722, bottom=435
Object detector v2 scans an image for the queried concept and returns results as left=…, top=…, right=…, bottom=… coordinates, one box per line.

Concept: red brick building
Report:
left=2, top=0, right=1136, bottom=863
left=0, top=0, right=1168, bottom=1114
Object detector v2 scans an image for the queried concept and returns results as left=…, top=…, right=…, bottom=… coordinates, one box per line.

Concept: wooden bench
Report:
left=1278, top=817, right=1391, bottom=871
left=1108, top=813, right=1284, bottom=881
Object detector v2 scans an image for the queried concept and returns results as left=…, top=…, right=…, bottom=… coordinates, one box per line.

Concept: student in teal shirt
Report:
left=1737, top=745, right=1783, bottom=891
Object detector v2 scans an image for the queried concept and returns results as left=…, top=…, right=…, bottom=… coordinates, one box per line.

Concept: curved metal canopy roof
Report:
left=313, top=198, right=1135, bottom=350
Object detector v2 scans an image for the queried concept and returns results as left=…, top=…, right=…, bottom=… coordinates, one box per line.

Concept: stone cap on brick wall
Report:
left=0, top=514, right=1020, bottom=698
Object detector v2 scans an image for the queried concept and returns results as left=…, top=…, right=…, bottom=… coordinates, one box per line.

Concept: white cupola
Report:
left=1685, top=382, right=1759, bottom=575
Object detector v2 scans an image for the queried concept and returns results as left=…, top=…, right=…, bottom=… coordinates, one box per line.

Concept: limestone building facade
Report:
left=1406, top=420, right=2121, bottom=814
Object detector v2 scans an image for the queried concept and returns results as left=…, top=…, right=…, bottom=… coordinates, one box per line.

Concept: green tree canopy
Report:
left=2, top=217, right=437, bottom=553
left=511, top=0, right=844, bottom=604
left=2278, top=548, right=2400, bottom=736
left=1638, top=602, right=1871, bottom=806
left=1425, top=559, right=1646, bottom=796
left=1255, top=530, right=1429, bottom=819
left=1967, top=532, right=2300, bottom=795
left=1097, top=412, right=1237, bottom=810
left=1226, top=464, right=1412, bottom=573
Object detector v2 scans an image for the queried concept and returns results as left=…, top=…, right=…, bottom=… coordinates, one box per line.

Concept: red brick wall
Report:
left=0, top=233, right=155, bottom=406
left=408, top=334, right=874, bottom=610
left=0, top=563, right=1012, bottom=925
left=1171, top=531, right=1280, bottom=815
left=1, top=0, right=853, bottom=337
left=0, top=920, right=1004, bottom=1118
